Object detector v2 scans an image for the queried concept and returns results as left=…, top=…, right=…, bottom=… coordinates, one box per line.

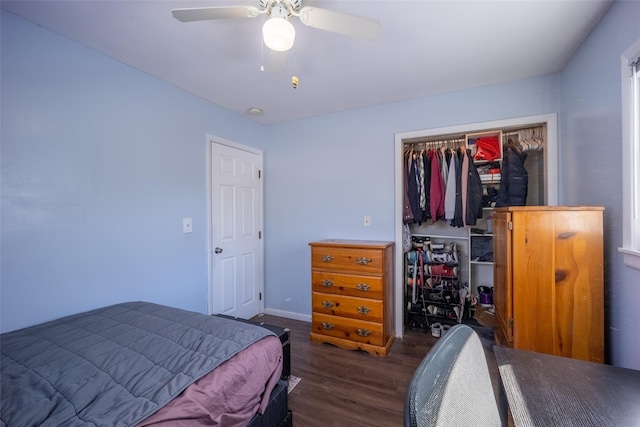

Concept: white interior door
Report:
left=209, top=138, right=263, bottom=319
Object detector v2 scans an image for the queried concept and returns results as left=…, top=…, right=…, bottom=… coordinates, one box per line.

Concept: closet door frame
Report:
left=393, top=113, right=558, bottom=339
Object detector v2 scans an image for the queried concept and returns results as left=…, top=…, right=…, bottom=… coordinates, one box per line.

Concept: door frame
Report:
left=393, top=113, right=558, bottom=339
left=206, top=134, right=264, bottom=316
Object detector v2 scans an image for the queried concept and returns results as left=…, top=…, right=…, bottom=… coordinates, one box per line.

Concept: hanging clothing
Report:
left=421, top=151, right=432, bottom=223
left=440, top=147, right=449, bottom=185
left=444, top=150, right=458, bottom=220
left=464, top=149, right=484, bottom=226
left=428, top=149, right=445, bottom=222
left=403, top=143, right=486, bottom=227
left=450, top=148, right=465, bottom=228
left=403, top=151, right=416, bottom=223
left=418, top=152, right=426, bottom=213
left=496, top=142, right=528, bottom=207
left=461, top=149, right=469, bottom=226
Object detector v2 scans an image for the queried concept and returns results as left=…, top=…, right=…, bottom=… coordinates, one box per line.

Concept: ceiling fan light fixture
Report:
left=262, top=17, right=295, bottom=52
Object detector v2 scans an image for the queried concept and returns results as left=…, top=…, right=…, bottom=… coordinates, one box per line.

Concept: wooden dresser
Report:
left=309, top=239, right=394, bottom=357
left=493, top=206, right=604, bottom=362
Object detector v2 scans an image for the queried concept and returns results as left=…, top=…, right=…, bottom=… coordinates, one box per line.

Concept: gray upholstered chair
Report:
left=404, top=324, right=503, bottom=427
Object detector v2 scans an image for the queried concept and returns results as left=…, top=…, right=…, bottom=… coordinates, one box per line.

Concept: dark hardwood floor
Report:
left=254, top=314, right=499, bottom=427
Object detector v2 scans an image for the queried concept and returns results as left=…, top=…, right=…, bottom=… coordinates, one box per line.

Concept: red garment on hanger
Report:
left=428, top=149, right=445, bottom=222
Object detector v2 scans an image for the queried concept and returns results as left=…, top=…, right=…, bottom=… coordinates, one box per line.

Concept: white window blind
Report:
left=632, top=58, right=640, bottom=243
left=620, top=39, right=640, bottom=270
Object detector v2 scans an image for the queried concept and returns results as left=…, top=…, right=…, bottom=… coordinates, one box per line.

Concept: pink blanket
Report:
left=138, top=335, right=283, bottom=427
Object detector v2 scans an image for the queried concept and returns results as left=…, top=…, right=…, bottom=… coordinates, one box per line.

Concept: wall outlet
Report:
left=183, top=218, right=192, bottom=233
left=364, top=215, right=371, bottom=227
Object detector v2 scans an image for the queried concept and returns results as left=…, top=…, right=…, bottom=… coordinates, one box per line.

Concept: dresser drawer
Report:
left=311, top=313, right=383, bottom=346
left=311, top=246, right=384, bottom=274
left=311, top=271, right=383, bottom=299
left=312, top=292, right=383, bottom=323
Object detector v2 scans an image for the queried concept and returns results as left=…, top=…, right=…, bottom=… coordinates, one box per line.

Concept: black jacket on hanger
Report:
left=496, top=143, right=528, bottom=207
left=450, top=148, right=465, bottom=228
left=465, top=149, right=484, bottom=226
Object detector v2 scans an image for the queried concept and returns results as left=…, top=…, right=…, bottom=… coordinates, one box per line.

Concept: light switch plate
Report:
left=183, top=218, right=192, bottom=233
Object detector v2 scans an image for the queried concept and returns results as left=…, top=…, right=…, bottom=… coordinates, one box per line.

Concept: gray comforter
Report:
left=0, top=301, right=275, bottom=426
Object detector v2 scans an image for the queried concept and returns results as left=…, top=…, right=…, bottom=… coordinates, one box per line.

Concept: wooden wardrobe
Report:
left=493, top=206, right=604, bottom=362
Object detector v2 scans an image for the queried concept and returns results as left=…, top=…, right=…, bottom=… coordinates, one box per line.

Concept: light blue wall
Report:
left=0, top=11, right=264, bottom=332
left=262, top=76, right=562, bottom=317
left=559, top=0, right=640, bottom=369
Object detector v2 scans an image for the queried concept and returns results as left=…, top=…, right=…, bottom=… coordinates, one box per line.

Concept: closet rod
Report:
left=504, top=126, right=545, bottom=152
left=503, top=125, right=545, bottom=137
left=404, top=138, right=465, bottom=150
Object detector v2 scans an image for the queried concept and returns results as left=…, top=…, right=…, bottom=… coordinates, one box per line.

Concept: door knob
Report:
left=214, top=247, right=223, bottom=254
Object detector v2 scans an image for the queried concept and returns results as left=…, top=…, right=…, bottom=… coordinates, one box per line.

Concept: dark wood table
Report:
left=494, top=346, right=640, bottom=426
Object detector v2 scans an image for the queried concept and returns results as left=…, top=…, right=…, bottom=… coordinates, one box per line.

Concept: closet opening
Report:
left=393, top=114, right=558, bottom=339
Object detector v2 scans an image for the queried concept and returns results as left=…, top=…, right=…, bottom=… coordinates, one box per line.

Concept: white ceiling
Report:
left=2, top=0, right=614, bottom=125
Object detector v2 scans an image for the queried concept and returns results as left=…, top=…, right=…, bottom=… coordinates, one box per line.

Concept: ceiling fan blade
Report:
left=297, top=6, right=380, bottom=40
left=171, top=6, right=260, bottom=22
left=269, top=50, right=288, bottom=74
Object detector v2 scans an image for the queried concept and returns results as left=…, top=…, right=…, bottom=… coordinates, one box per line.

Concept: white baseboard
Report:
left=262, top=308, right=311, bottom=323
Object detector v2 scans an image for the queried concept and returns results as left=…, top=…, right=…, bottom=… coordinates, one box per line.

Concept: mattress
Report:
left=0, top=302, right=283, bottom=426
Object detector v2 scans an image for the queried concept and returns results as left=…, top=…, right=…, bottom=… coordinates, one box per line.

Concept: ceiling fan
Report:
left=171, top=0, right=381, bottom=60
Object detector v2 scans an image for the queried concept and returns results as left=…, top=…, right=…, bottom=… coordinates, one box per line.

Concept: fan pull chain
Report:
left=291, top=42, right=298, bottom=88
left=260, top=33, right=265, bottom=72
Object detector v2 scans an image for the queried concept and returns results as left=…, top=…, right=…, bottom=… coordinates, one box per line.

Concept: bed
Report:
left=0, top=301, right=289, bottom=426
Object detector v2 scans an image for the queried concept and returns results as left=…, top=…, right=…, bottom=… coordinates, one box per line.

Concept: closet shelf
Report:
left=480, top=174, right=501, bottom=184
left=411, top=233, right=469, bottom=241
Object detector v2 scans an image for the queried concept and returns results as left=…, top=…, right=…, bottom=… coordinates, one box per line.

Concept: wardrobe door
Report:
left=549, top=209, right=604, bottom=361
left=510, top=210, right=556, bottom=353
left=510, top=209, right=604, bottom=362
left=493, top=210, right=512, bottom=346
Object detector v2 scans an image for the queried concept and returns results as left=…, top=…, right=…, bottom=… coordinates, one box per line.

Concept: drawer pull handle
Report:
left=356, top=283, right=371, bottom=292
left=357, top=306, right=371, bottom=315
left=322, top=301, right=335, bottom=309
left=356, top=328, right=371, bottom=337
left=321, top=255, right=334, bottom=262
left=357, top=257, right=372, bottom=265
left=321, top=279, right=334, bottom=287
left=322, top=322, right=335, bottom=330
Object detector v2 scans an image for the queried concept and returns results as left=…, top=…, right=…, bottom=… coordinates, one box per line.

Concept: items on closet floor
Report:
left=404, top=236, right=469, bottom=335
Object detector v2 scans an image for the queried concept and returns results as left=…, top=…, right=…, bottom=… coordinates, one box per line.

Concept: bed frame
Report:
left=213, top=314, right=291, bottom=380
left=248, top=379, right=292, bottom=427
left=215, top=314, right=293, bottom=427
